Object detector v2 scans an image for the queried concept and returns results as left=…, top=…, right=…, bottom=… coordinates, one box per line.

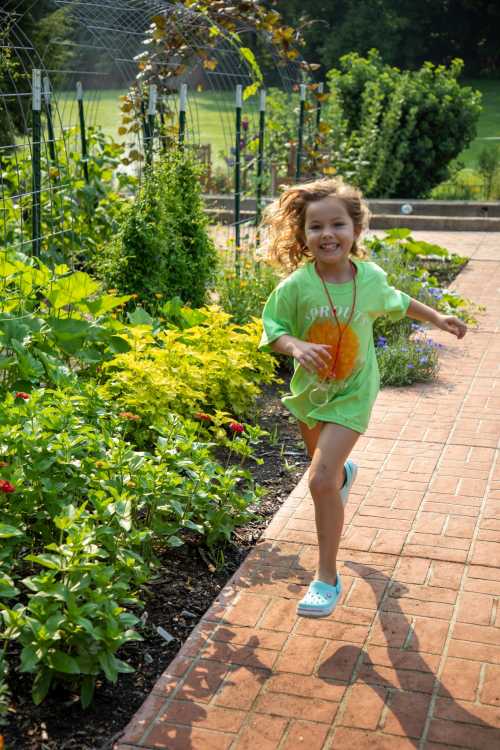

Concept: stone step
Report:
left=203, top=193, right=500, bottom=218
left=206, top=207, right=500, bottom=232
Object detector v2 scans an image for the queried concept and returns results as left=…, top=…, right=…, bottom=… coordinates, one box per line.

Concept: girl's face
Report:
left=303, top=196, right=360, bottom=273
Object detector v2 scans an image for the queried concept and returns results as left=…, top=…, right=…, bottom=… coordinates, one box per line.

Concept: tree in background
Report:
left=270, top=0, right=500, bottom=77
left=263, top=50, right=481, bottom=198
left=0, top=1, right=73, bottom=147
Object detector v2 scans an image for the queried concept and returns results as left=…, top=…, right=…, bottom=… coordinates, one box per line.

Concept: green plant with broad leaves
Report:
left=0, top=127, right=135, bottom=268
left=0, top=384, right=266, bottom=707
left=0, top=247, right=133, bottom=392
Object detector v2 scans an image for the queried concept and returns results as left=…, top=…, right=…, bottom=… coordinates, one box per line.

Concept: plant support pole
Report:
left=76, top=82, right=89, bottom=183
left=255, top=89, right=266, bottom=237
left=295, top=83, right=306, bottom=181
left=43, top=76, right=56, bottom=161
left=316, top=82, right=324, bottom=133
left=147, top=84, right=157, bottom=165
left=234, top=84, right=242, bottom=275
left=32, top=68, right=42, bottom=258
left=178, top=83, right=187, bottom=147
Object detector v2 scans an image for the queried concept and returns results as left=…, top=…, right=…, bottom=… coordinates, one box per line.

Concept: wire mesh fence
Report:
left=1, top=1, right=318, bottom=274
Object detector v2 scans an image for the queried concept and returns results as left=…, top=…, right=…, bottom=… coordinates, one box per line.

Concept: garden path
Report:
left=115, top=231, right=500, bottom=750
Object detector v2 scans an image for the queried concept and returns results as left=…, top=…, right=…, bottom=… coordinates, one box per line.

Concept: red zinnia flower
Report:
left=0, top=480, right=15, bottom=493
left=15, top=392, right=30, bottom=400
left=229, top=421, right=244, bottom=433
left=0, top=462, right=8, bottom=468
left=194, top=412, right=212, bottom=422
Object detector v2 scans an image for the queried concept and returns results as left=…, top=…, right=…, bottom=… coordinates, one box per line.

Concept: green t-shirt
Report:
left=259, top=258, right=411, bottom=433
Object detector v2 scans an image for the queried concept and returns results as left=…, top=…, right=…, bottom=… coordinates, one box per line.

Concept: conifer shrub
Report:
left=100, top=149, right=217, bottom=311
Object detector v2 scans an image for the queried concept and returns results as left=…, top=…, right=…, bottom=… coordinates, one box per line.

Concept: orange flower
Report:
left=194, top=412, right=212, bottom=422
left=306, top=320, right=359, bottom=381
left=119, top=411, right=140, bottom=421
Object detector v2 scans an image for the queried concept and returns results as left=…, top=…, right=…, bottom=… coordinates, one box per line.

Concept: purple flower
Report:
left=376, top=336, right=388, bottom=348
left=407, top=363, right=415, bottom=369
left=429, top=287, right=444, bottom=300
left=419, top=356, right=428, bottom=364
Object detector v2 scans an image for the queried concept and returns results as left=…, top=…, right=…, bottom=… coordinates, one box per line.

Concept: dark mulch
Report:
left=2, top=371, right=309, bottom=750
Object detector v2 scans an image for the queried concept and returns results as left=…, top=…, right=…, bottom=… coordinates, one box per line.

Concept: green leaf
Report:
left=46, top=272, right=101, bottom=309
left=127, top=307, right=154, bottom=326
left=0, top=576, right=20, bottom=599
left=0, top=523, right=23, bottom=539
left=0, top=355, right=15, bottom=370
left=406, top=240, right=448, bottom=257
left=80, top=675, right=96, bottom=709
left=108, top=335, right=131, bottom=353
left=385, top=228, right=412, bottom=240
left=20, top=645, right=39, bottom=673
left=239, top=47, right=263, bottom=83
left=167, top=535, right=184, bottom=548
left=25, top=553, right=62, bottom=570
left=98, top=651, right=118, bottom=682
left=48, top=317, right=92, bottom=340
left=32, top=668, right=53, bottom=705
left=50, top=650, right=81, bottom=674
left=83, top=294, right=132, bottom=316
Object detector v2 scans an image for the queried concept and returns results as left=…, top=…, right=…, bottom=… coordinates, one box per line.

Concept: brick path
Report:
left=116, top=232, right=500, bottom=750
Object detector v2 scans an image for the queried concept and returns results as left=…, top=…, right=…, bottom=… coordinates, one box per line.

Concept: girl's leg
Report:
left=307, top=422, right=361, bottom=585
left=298, top=420, right=324, bottom=459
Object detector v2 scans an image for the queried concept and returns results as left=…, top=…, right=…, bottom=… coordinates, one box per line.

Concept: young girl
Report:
left=259, top=177, right=466, bottom=618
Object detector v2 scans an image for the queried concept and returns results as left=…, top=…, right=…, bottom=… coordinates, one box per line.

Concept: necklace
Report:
left=315, top=260, right=357, bottom=380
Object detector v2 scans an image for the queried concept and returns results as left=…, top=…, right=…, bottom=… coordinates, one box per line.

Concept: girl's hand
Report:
left=292, top=341, right=333, bottom=374
left=436, top=314, right=467, bottom=339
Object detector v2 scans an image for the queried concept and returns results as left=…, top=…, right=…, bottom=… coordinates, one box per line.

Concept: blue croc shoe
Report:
left=297, top=576, right=342, bottom=618
left=340, top=459, right=358, bottom=506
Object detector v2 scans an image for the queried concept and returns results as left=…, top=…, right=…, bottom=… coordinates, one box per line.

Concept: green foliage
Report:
left=215, top=259, right=281, bottom=325
left=322, top=51, right=481, bottom=197
left=477, top=145, right=500, bottom=199
left=0, top=384, right=266, bottom=705
left=375, top=328, right=439, bottom=386
left=99, top=150, right=218, bottom=311
left=0, top=650, right=9, bottom=725
left=100, top=305, right=277, bottom=423
left=364, top=229, right=477, bottom=386
left=0, top=127, right=135, bottom=267
left=0, top=247, right=132, bottom=393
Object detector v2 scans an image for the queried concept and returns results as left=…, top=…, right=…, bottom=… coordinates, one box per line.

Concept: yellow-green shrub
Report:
left=99, top=306, right=276, bottom=422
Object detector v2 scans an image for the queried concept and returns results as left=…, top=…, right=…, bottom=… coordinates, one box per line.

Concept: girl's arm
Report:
left=406, top=298, right=467, bottom=339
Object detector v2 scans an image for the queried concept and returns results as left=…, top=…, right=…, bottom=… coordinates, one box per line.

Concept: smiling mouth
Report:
left=320, top=244, right=340, bottom=251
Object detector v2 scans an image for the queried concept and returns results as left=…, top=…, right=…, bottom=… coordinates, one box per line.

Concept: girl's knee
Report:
left=309, top=469, right=337, bottom=498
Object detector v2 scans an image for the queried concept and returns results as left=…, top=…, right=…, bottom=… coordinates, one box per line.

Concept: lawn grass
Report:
left=55, top=88, right=261, bottom=171
left=458, top=78, right=500, bottom=168
left=55, top=79, right=500, bottom=176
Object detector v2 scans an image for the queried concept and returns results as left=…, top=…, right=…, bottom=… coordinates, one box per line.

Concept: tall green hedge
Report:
left=100, top=149, right=217, bottom=311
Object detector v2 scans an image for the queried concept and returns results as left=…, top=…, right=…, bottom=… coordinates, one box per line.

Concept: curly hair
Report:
left=261, top=177, right=371, bottom=271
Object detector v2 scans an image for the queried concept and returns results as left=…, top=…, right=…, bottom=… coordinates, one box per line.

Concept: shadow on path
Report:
left=319, top=561, right=500, bottom=747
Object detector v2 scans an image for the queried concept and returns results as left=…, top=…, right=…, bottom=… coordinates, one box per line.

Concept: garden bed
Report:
left=3, top=373, right=309, bottom=750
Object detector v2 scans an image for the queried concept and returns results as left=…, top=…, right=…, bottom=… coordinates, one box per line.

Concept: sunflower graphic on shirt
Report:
left=306, top=318, right=360, bottom=381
